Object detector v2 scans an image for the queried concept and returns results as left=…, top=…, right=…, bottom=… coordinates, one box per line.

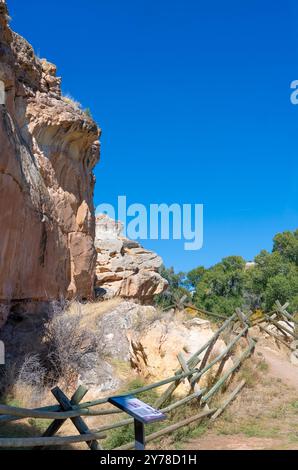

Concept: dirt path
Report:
left=183, top=344, right=298, bottom=451
left=256, top=345, right=298, bottom=389
left=184, top=434, right=287, bottom=450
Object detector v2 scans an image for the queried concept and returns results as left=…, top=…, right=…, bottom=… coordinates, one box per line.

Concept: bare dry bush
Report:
left=0, top=361, right=18, bottom=398
left=17, top=354, right=46, bottom=390
left=44, top=309, right=99, bottom=389
left=14, top=354, right=46, bottom=406
left=0, top=354, right=46, bottom=407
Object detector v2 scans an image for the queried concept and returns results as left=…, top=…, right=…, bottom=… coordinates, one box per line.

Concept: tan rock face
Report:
left=0, top=2, right=100, bottom=326
left=95, top=215, right=168, bottom=301
left=91, top=301, right=233, bottom=394
left=134, top=315, right=233, bottom=393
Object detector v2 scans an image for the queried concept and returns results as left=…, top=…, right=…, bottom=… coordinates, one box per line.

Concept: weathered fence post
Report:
left=50, top=387, right=101, bottom=450
left=42, top=385, right=88, bottom=440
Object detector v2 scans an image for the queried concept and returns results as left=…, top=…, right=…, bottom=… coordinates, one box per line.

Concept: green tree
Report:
left=154, top=266, right=190, bottom=309
left=156, top=229, right=298, bottom=316
left=192, top=256, right=246, bottom=315
left=246, top=245, right=298, bottom=312
left=272, top=230, right=298, bottom=265
left=264, top=271, right=298, bottom=311
left=185, top=266, right=205, bottom=290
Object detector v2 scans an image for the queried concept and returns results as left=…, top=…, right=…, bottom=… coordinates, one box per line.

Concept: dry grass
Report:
left=0, top=299, right=124, bottom=408
left=1, top=301, right=296, bottom=450
left=44, top=307, right=102, bottom=390
left=147, top=343, right=298, bottom=451
left=62, top=94, right=82, bottom=110
left=183, top=354, right=298, bottom=449
left=66, top=298, right=122, bottom=330
left=10, top=382, right=45, bottom=410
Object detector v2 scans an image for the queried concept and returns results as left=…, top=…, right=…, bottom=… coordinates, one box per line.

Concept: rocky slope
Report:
left=0, top=1, right=100, bottom=326
left=90, top=301, right=230, bottom=392
left=95, top=215, right=168, bottom=301
left=0, top=297, right=232, bottom=395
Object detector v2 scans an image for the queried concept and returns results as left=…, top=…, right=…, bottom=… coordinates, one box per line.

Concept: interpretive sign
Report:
left=109, top=395, right=166, bottom=450
left=109, top=395, right=166, bottom=424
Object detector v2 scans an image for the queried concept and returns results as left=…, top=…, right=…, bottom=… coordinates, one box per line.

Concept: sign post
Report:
left=109, top=395, right=166, bottom=450
left=134, top=418, right=145, bottom=450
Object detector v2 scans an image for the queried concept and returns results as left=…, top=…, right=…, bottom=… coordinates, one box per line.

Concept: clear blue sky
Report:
left=9, top=0, right=298, bottom=272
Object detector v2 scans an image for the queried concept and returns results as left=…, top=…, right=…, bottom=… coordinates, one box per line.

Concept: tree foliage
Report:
left=155, top=266, right=190, bottom=309
left=155, top=229, right=298, bottom=315
left=191, top=256, right=246, bottom=315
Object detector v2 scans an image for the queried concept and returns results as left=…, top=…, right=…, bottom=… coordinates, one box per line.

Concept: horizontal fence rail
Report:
left=0, top=300, right=295, bottom=450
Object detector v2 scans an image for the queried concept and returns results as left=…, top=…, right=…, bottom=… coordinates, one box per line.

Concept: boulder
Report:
left=95, top=215, right=168, bottom=301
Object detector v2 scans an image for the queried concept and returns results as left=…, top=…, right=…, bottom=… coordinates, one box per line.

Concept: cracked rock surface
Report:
left=0, top=1, right=100, bottom=325
left=95, top=215, right=168, bottom=301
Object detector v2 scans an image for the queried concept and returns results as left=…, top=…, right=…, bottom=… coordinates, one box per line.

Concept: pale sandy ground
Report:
left=258, top=345, right=298, bottom=389
left=184, top=342, right=298, bottom=450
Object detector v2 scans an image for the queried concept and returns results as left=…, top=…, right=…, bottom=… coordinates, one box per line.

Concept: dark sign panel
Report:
left=109, top=395, right=166, bottom=424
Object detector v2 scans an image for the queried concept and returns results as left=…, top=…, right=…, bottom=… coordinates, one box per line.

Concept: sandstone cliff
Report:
left=95, top=215, right=168, bottom=301
left=0, top=1, right=100, bottom=326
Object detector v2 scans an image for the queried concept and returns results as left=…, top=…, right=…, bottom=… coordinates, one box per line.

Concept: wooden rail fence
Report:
left=0, top=300, right=296, bottom=450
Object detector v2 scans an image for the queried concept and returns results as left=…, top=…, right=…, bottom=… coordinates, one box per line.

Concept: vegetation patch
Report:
left=156, top=229, right=298, bottom=316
